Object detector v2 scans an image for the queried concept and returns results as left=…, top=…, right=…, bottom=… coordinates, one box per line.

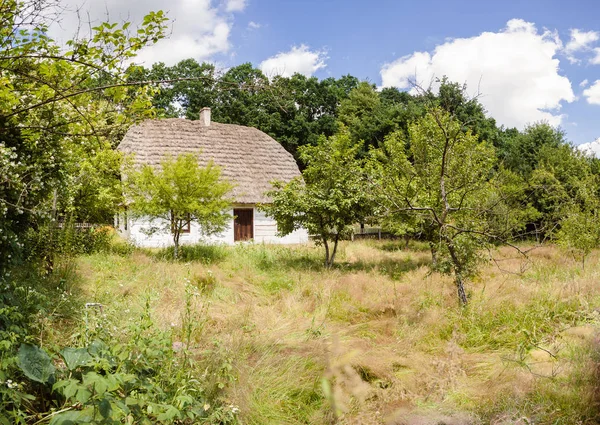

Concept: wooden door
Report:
left=234, top=209, right=253, bottom=241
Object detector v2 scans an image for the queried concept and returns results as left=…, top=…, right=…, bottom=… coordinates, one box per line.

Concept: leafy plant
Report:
left=5, top=305, right=238, bottom=424
left=126, top=153, right=233, bottom=259
left=263, top=130, right=371, bottom=267
left=17, top=344, right=55, bottom=384
left=369, top=109, right=520, bottom=304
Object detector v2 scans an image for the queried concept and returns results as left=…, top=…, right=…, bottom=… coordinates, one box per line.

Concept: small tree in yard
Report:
left=127, top=153, right=233, bottom=259
left=263, top=131, right=371, bottom=268
left=369, top=108, right=515, bottom=305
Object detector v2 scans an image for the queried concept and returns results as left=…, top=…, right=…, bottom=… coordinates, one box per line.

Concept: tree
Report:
left=338, top=82, right=388, bottom=150
left=552, top=156, right=600, bottom=268
left=370, top=109, right=504, bottom=305
left=556, top=209, right=600, bottom=269
left=523, top=134, right=593, bottom=240
left=132, top=59, right=218, bottom=119
left=126, top=153, right=233, bottom=259
left=263, top=131, right=370, bottom=268
left=504, top=122, right=566, bottom=178
left=0, top=0, right=168, bottom=272
left=139, top=59, right=361, bottom=163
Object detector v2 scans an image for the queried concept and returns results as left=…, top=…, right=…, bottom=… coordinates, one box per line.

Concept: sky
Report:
left=51, top=0, right=600, bottom=152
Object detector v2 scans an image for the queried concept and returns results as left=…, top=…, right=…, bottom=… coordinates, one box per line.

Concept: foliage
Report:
left=556, top=209, right=600, bottom=268
left=370, top=109, right=513, bottom=304
left=139, top=59, right=360, bottom=160
left=0, top=0, right=168, bottom=273
left=126, top=153, right=233, bottom=259
left=263, top=131, right=371, bottom=267
left=0, top=260, right=81, bottom=424
left=503, top=123, right=567, bottom=178
left=2, top=304, right=238, bottom=424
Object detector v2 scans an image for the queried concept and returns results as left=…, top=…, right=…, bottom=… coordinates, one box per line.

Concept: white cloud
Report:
left=247, top=21, right=261, bottom=30
left=50, top=0, right=244, bottom=66
left=380, top=18, right=575, bottom=129
left=577, top=138, right=600, bottom=158
left=259, top=45, right=327, bottom=78
left=565, top=29, right=599, bottom=63
left=583, top=80, right=600, bottom=105
left=225, top=0, right=246, bottom=13
left=580, top=79, right=589, bottom=88
left=591, top=47, right=600, bottom=65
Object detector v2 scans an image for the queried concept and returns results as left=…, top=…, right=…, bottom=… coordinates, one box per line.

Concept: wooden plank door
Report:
left=234, top=208, right=254, bottom=241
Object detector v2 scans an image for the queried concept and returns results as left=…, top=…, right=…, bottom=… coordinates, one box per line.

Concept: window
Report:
left=171, top=212, right=191, bottom=233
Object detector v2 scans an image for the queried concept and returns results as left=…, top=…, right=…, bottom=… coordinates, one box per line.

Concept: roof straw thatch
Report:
left=118, top=119, right=301, bottom=204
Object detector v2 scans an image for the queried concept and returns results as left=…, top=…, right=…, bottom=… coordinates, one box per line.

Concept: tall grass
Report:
left=62, top=240, right=600, bottom=424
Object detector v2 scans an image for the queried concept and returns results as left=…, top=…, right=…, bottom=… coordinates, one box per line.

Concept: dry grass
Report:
left=65, top=240, right=600, bottom=424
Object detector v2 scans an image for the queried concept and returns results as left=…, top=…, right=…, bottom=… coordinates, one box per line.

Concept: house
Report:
left=116, top=108, right=309, bottom=246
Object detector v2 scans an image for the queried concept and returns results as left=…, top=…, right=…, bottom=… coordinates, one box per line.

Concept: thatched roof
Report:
left=118, top=118, right=300, bottom=204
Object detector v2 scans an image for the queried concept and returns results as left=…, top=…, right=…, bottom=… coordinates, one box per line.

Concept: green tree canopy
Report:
left=369, top=109, right=513, bottom=305
left=263, top=130, right=371, bottom=267
left=126, top=153, right=233, bottom=259
left=0, top=0, right=168, bottom=271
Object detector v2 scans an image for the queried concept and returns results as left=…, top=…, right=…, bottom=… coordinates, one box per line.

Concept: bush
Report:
left=1, top=303, right=239, bottom=424
left=0, top=267, right=81, bottom=424
left=23, top=223, right=119, bottom=269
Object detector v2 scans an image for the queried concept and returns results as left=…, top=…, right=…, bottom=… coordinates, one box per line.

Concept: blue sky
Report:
left=54, top=0, right=600, bottom=149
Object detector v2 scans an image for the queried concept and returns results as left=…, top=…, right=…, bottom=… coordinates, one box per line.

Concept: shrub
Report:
left=1, top=304, right=239, bottom=424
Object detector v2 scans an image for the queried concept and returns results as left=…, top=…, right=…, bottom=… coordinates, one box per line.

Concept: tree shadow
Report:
left=151, top=244, right=230, bottom=265
left=376, top=240, right=431, bottom=253
left=247, top=243, right=431, bottom=278
left=248, top=246, right=323, bottom=272
left=338, top=256, right=430, bottom=280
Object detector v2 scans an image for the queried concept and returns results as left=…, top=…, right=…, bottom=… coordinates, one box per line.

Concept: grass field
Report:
left=45, top=239, right=600, bottom=424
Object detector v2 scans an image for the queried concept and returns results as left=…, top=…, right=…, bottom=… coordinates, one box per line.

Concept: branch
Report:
left=3, top=75, right=270, bottom=119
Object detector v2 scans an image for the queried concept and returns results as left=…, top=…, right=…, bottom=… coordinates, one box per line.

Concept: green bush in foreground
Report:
left=1, top=298, right=238, bottom=425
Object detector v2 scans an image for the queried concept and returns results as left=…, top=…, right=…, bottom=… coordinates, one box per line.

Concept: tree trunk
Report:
left=445, top=238, right=468, bottom=306
left=173, top=231, right=180, bottom=260
left=323, top=238, right=330, bottom=268
left=454, top=272, right=468, bottom=306
left=430, top=242, right=438, bottom=268
left=329, top=234, right=340, bottom=267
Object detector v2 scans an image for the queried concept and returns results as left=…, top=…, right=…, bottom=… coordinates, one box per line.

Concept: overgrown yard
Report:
left=45, top=240, right=600, bottom=424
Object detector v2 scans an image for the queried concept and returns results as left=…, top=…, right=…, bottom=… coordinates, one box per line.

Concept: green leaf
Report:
left=60, top=347, right=92, bottom=370
left=88, top=340, right=110, bottom=357
left=75, top=387, right=92, bottom=404
left=157, top=405, right=180, bottom=421
left=17, top=343, right=55, bottom=384
left=64, top=380, right=79, bottom=399
left=49, top=407, right=94, bottom=425
left=99, top=398, right=112, bottom=418
left=83, top=371, right=108, bottom=395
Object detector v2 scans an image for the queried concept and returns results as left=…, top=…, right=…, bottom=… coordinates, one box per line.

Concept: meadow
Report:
left=42, top=239, right=600, bottom=424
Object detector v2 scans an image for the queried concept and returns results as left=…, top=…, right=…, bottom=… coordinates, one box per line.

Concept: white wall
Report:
left=117, top=206, right=308, bottom=247
left=253, top=208, right=308, bottom=244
